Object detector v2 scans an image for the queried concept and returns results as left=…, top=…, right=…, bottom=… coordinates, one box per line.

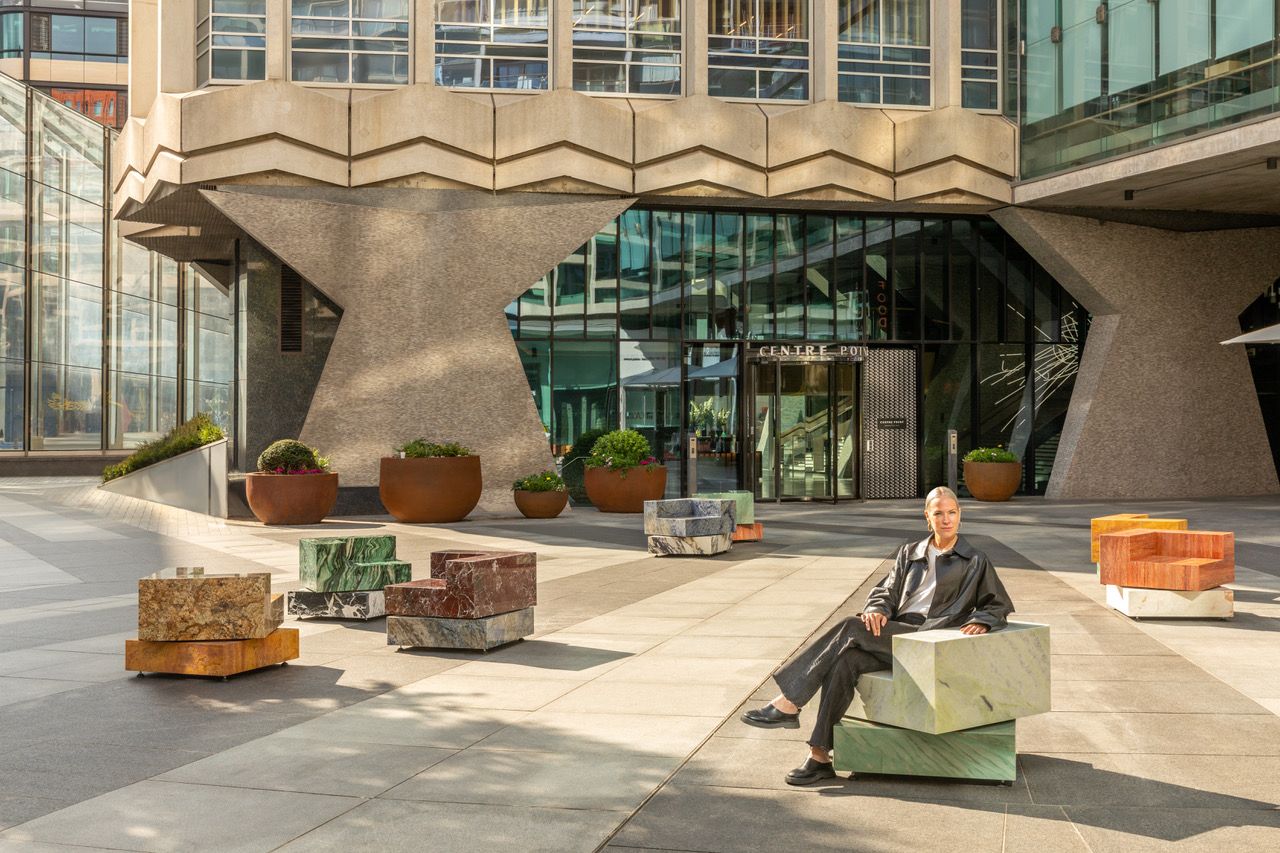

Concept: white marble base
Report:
left=1106, top=585, right=1234, bottom=619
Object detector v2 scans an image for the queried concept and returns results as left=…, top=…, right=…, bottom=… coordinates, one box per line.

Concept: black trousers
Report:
left=772, top=614, right=922, bottom=751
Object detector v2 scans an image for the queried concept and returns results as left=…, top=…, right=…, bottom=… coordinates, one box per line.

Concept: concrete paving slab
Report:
left=475, top=710, right=716, bottom=756
left=1063, top=805, right=1280, bottom=851
left=647, top=635, right=801, bottom=659
left=0, top=679, right=85, bottom=708
left=1003, top=805, right=1092, bottom=853
left=0, top=780, right=359, bottom=852
left=1051, top=654, right=1217, bottom=682
left=542, top=680, right=747, bottom=717
left=277, top=798, right=624, bottom=853
left=271, top=700, right=529, bottom=748
left=596, top=656, right=777, bottom=687
left=387, top=672, right=582, bottom=710
left=1020, top=753, right=1280, bottom=809
left=1050, top=680, right=1269, bottom=714
left=1018, top=711, right=1280, bottom=755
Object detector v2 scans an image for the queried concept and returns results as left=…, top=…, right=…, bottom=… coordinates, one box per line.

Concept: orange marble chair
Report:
left=1098, top=529, right=1234, bottom=591
left=1090, top=513, right=1188, bottom=563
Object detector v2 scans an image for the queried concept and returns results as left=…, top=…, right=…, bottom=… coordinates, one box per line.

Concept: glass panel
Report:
left=0, top=168, right=24, bottom=271
left=651, top=210, right=682, bottom=339
left=437, top=0, right=549, bottom=89
left=961, top=0, right=996, bottom=51
left=0, top=358, right=20, bottom=449
left=1005, top=240, right=1031, bottom=342
left=752, top=360, right=776, bottom=499
left=884, top=0, right=927, bottom=45
left=1215, top=0, right=1273, bottom=58
left=921, top=219, right=946, bottom=340
left=922, top=343, right=971, bottom=492
left=517, top=339, right=551, bottom=438
left=949, top=219, right=974, bottom=341
left=1031, top=341, right=1081, bottom=491
left=552, top=243, right=587, bottom=338
left=745, top=214, right=774, bottom=339
left=892, top=219, right=919, bottom=340
left=685, top=343, right=740, bottom=493
left=1158, top=0, right=1210, bottom=75
left=1023, top=35, right=1058, bottom=123
left=774, top=214, right=804, bottom=339
left=709, top=0, right=810, bottom=101
left=834, top=216, right=865, bottom=340
left=586, top=222, right=619, bottom=339
left=618, top=338, right=678, bottom=494
left=553, top=340, right=617, bottom=455
left=1060, top=18, right=1101, bottom=109
left=32, top=362, right=102, bottom=450
left=684, top=212, right=713, bottom=339
left=974, top=343, right=1026, bottom=464
left=712, top=212, right=743, bottom=340
left=805, top=215, right=834, bottom=341
left=865, top=217, right=892, bottom=341
left=778, top=362, right=830, bottom=498
left=976, top=220, right=1001, bottom=341
left=833, top=361, right=857, bottom=497
left=1108, top=0, right=1154, bottom=95
left=619, top=209, right=650, bottom=338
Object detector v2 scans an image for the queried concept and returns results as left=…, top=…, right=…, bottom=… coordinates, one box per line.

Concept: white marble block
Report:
left=1106, top=585, right=1233, bottom=619
left=647, top=532, right=732, bottom=557
left=850, top=621, right=1050, bottom=735
left=643, top=499, right=736, bottom=537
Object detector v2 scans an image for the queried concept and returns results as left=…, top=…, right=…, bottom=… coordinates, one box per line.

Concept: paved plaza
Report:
left=0, top=479, right=1277, bottom=852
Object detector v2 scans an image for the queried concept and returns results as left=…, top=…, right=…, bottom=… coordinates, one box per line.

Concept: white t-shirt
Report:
left=900, top=542, right=945, bottom=618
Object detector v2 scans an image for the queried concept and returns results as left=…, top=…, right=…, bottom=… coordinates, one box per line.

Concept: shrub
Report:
left=588, top=429, right=660, bottom=474
left=102, top=413, right=224, bottom=482
left=562, top=427, right=608, bottom=505
left=257, top=439, right=330, bottom=474
left=513, top=470, right=565, bottom=492
left=396, top=439, right=473, bottom=458
left=963, top=446, right=1019, bottom=464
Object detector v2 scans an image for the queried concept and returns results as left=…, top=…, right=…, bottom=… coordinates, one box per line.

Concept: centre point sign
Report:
left=749, top=344, right=869, bottom=361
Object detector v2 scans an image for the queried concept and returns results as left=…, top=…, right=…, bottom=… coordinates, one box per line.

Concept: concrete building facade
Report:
left=45, top=0, right=1280, bottom=508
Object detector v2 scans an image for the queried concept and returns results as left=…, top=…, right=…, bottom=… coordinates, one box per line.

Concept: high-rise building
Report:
left=2, top=1, right=1276, bottom=512
left=0, top=2, right=129, bottom=130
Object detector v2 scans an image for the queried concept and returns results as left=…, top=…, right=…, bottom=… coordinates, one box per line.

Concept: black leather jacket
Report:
left=863, top=535, right=1014, bottom=631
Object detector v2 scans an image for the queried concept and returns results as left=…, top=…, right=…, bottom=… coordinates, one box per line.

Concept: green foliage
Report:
left=396, top=439, right=473, bottom=458
left=963, top=446, right=1019, bottom=464
left=257, top=439, right=329, bottom=474
left=513, top=469, right=566, bottom=492
left=562, top=427, right=609, bottom=505
left=588, top=429, right=660, bottom=474
left=102, top=413, right=225, bottom=482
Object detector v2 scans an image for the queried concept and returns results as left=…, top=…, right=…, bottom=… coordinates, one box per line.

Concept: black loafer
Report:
left=740, top=704, right=800, bottom=728
left=785, top=757, right=837, bottom=786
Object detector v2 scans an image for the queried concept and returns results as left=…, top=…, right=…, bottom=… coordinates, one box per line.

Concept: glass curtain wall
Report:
left=1017, top=0, right=1280, bottom=176
left=290, top=0, right=411, bottom=85
left=960, top=0, right=998, bottom=109
left=838, top=0, right=930, bottom=106
left=572, top=0, right=681, bottom=95
left=0, top=75, right=234, bottom=456
left=436, top=0, right=550, bottom=89
left=709, top=0, right=810, bottom=100
left=198, top=0, right=269, bottom=85
left=510, top=207, right=1087, bottom=497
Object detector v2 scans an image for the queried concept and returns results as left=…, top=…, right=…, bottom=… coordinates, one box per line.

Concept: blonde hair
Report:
left=924, top=486, right=959, bottom=509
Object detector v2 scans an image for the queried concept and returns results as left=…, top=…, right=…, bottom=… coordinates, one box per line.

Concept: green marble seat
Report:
left=299, top=536, right=404, bottom=592
left=833, top=718, right=1016, bottom=782
left=693, top=491, right=754, bottom=525
left=849, top=622, right=1050, bottom=735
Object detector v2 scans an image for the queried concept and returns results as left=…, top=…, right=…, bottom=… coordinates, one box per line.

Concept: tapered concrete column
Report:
left=993, top=208, right=1280, bottom=499
left=202, top=188, right=634, bottom=512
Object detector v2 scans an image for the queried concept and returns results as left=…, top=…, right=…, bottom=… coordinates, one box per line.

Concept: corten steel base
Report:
left=125, top=628, right=300, bottom=678
left=731, top=523, right=764, bottom=542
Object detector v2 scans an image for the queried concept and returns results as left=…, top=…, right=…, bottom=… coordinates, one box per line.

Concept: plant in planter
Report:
left=379, top=439, right=481, bottom=523
left=103, top=412, right=224, bottom=482
left=512, top=469, right=568, bottom=519
left=583, top=428, right=667, bottom=513
left=962, top=446, right=1022, bottom=502
left=244, top=439, right=338, bottom=525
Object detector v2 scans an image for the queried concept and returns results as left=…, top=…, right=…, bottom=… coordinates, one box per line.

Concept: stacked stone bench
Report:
left=835, top=622, right=1050, bottom=783
left=386, top=550, right=536, bottom=651
left=125, top=567, right=298, bottom=679
left=1099, top=529, right=1235, bottom=619
left=644, top=498, right=735, bottom=556
left=287, top=535, right=412, bottom=620
left=694, top=490, right=763, bottom=542
left=1090, top=513, right=1187, bottom=578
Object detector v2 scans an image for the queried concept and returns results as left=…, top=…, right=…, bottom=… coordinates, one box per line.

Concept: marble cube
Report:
left=125, top=628, right=299, bottom=677
left=138, top=568, right=282, bottom=641
left=386, top=608, right=534, bottom=651
left=849, top=622, right=1050, bottom=735
left=287, top=590, right=386, bottom=620
left=1099, top=529, right=1234, bottom=591
left=385, top=551, right=535, bottom=619
left=1090, top=513, right=1187, bottom=562
left=299, top=535, right=400, bottom=592
left=643, top=499, right=736, bottom=537
left=1106, top=585, right=1234, bottom=619
left=694, top=491, right=755, bottom=525
left=647, top=532, right=732, bottom=557
left=833, top=718, right=1016, bottom=783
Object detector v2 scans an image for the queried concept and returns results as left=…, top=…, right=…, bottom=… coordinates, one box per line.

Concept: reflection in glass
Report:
left=620, top=338, right=679, bottom=495
left=921, top=343, right=971, bottom=491
left=436, top=0, right=550, bottom=89
left=745, top=213, right=774, bottom=339
left=778, top=362, right=830, bottom=498
left=573, top=0, right=682, bottom=95
left=865, top=218, right=892, bottom=341
left=0, top=357, right=20, bottom=449
left=619, top=208, right=651, bottom=338
left=709, top=0, right=810, bottom=100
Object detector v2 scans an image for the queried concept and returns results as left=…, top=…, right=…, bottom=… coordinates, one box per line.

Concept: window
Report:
left=960, top=0, right=996, bottom=110
left=197, top=0, right=267, bottom=85
left=0, top=12, right=21, bottom=59
left=572, top=0, right=681, bottom=96
left=436, top=0, right=549, bottom=90
left=837, top=0, right=930, bottom=107
left=709, top=0, right=810, bottom=101
left=291, top=0, right=410, bottom=86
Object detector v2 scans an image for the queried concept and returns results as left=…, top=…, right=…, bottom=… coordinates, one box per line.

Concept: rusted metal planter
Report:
left=584, top=465, right=667, bottom=513
left=379, top=456, right=482, bottom=523
left=513, top=489, right=568, bottom=519
left=244, top=472, right=338, bottom=525
left=962, top=461, right=1022, bottom=502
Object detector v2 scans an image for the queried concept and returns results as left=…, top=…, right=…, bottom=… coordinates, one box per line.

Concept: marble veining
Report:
left=647, top=532, right=732, bottom=557
left=643, top=499, right=736, bottom=538
left=1106, top=584, right=1233, bottom=619
left=287, top=590, right=386, bottom=620
left=833, top=718, right=1016, bottom=782
left=386, top=551, right=536, bottom=618
left=138, top=571, right=280, bottom=641
left=850, top=622, right=1050, bottom=735
left=386, top=608, right=534, bottom=650
left=299, top=535, right=400, bottom=591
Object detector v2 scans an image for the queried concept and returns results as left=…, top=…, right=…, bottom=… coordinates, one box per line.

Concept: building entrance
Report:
left=747, top=351, right=861, bottom=502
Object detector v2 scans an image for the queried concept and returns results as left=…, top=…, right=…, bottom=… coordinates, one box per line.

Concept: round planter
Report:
left=244, top=472, right=338, bottom=525
left=584, top=465, right=667, bottom=513
left=963, top=461, right=1022, bottom=502
left=514, top=489, right=568, bottom=519
left=379, top=455, right=482, bottom=523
